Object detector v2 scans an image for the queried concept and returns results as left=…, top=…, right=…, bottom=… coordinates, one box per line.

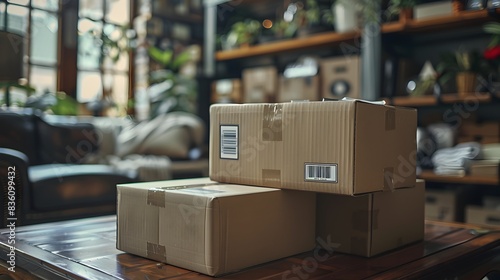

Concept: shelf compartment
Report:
left=418, top=170, right=499, bottom=186
left=216, top=9, right=498, bottom=61
left=391, top=93, right=492, bottom=107
left=215, top=31, right=360, bottom=61
left=383, top=10, right=495, bottom=34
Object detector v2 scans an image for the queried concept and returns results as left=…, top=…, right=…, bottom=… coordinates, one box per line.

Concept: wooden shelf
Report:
left=391, top=93, right=492, bottom=107
left=383, top=10, right=494, bottom=34
left=216, top=9, right=498, bottom=61
left=419, top=170, right=499, bottom=185
left=215, top=31, right=360, bottom=61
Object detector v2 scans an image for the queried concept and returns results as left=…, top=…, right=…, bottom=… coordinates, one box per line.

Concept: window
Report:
left=0, top=0, right=59, bottom=104
left=1, top=0, right=133, bottom=115
left=77, top=0, right=131, bottom=114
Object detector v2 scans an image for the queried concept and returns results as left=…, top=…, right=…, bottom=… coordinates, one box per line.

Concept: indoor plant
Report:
left=437, top=50, right=482, bottom=97
left=387, top=0, right=417, bottom=23
left=483, top=22, right=500, bottom=94
left=221, top=19, right=261, bottom=50
left=147, top=45, right=199, bottom=119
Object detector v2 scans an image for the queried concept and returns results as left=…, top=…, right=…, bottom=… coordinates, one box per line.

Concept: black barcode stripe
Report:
left=221, top=126, right=238, bottom=159
left=306, top=165, right=335, bottom=181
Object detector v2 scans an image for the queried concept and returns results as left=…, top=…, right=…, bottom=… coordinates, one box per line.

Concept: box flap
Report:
left=316, top=193, right=372, bottom=256
left=369, top=180, right=425, bottom=256
left=354, top=102, right=417, bottom=194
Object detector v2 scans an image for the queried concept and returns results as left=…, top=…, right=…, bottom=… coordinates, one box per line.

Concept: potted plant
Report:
left=220, top=19, right=261, bottom=50
left=387, top=0, right=417, bottom=24
left=482, top=22, right=500, bottom=94
left=147, top=45, right=199, bottom=119
left=437, top=50, right=482, bottom=97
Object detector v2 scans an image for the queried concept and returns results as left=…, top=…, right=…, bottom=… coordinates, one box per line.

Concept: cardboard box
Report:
left=425, top=189, right=458, bottom=222
left=466, top=205, right=500, bottom=227
left=414, top=1, right=452, bottom=20
left=116, top=178, right=316, bottom=276
left=316, top=180, right=425, bottom=257
left=320, top=56, right=361, bottom=100
left=210, top=100, right=417, bottom=195
left=211, top=79, right=243, bottom=104
left=242, top=66, right=278, bottom=103
left=459, top=121, right=500, bottom=137
left=277, top=76, right=319, bottom=102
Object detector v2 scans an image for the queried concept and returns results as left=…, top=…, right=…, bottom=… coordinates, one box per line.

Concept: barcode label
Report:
left=304, top=164, right=337, bottom=183
left=220, top=125, right=238, bottom=159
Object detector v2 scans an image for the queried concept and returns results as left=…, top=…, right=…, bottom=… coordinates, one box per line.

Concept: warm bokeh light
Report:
left=262, top=19, right=273, bottom=29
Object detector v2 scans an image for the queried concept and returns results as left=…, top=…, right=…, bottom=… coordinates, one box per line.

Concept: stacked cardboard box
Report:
left=116, top=178, right=315, bottom=276
left=117, top=100, right=424, bottom=276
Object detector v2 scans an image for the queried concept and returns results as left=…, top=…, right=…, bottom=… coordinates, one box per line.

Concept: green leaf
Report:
left=171, top=50, right=192, bottom=71
left=148, top=47, right=173, bottom=67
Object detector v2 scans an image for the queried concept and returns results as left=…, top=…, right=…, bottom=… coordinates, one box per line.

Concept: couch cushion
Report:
left=0, top=108, right=39, bottom=164
left=28, top=164, right=137, bottom=211
left=36, top=115, right=100, bottom=164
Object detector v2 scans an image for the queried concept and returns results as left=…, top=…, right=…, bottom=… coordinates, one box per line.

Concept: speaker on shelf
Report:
left=320, top=56, right=361, bottom=100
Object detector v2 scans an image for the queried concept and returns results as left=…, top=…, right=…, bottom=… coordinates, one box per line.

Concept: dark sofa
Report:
left=0, top=108, right=138, bottom=227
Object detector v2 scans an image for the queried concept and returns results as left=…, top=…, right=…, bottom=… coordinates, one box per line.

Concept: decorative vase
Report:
left=334, top=1, right=359, bottom=33
left=456, top=72, right=477, bottom=97
left=399, top=8, right=413, bottom=24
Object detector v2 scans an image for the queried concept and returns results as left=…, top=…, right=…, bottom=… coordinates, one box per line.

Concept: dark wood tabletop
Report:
left=1, top=215, right=500, bottom=280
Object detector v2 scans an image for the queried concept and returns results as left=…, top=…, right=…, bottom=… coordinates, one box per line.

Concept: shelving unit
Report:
left=215, top=31, right=360, bottom=61
left=202, top=2, right=500, bottom=226
left=391, top=93, right=493, bottom=107
left=419, top=170, right=499, bottom=186
left=214, top=9, right=498, bottom=62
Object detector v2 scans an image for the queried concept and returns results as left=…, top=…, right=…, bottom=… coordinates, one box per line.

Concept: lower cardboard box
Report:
left=316, top=179, right=425, bottom=257
left=466, top=205, right=500, bottom=227
left=425, top=189, right=462, bottom=222
left=116, top=177, right=316, bottom=276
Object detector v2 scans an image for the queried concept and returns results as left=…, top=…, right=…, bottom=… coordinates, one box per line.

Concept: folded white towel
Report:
left=432, top=142, right=481, bottom=169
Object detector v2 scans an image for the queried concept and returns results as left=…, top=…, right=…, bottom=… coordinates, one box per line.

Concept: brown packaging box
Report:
left=116, top=178, right=316, bottom=276
left=277, top=75, right=319, bottom=102
left=316, top=179, right=425, bottom=257
left=210, top=100, right=417, bottom=195
left=320, top=56, right=361, bottom=100
left=242, top=66, right=278, bottom=103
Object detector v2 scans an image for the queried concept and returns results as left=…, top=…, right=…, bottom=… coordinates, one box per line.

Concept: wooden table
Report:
left=1, top=216, right=500, bottom=280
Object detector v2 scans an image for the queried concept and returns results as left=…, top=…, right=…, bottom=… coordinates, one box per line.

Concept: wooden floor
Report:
left=1, top=216, right=500, bottom=279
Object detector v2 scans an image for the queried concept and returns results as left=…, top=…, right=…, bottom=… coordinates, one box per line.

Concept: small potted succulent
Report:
left=437, top=50, right=483, bottom=97
left=387, top=0, right=417, bottom=23
left=220, top=19, right=261, bottom=50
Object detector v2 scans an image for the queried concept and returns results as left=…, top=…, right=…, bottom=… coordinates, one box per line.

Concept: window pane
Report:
left=7, top=0, right=30, bottom=6
left=0, top=3, right=5, bottom=29
left=7, top=5, right=28, bottom=35
left=78, top=19, right=102, bottom=70
left=31, top=10, right=58, bottom=65
left=113, top=50, right=129, bottom=71
left=77, top=71, right=102, bottom=102
left=105, top=0, right=128, bottom=25
left=111, top=73, right=128, bottom=105
left=30, top=65, right=57, bottom=94
left=0, top=87, right=29, bottom=106
left=102, top=23, right=129, bottom=71
left=79, top=0, right=103, bottom=20
left=32, top=0, right=59, bottom=11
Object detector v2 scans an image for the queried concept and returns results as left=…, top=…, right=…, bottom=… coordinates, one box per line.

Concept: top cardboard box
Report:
left=210, top=100, right=417, bottom=195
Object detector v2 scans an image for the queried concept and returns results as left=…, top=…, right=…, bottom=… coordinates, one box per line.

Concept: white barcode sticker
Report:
left=220, top=125, right=238, bottom=159
left=304, top=163, right=338, bottom=183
